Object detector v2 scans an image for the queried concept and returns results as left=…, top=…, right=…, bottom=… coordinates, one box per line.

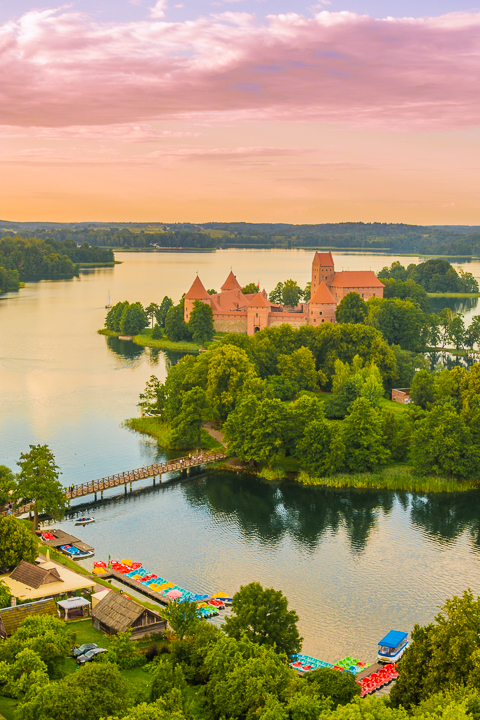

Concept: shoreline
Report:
left=98, top=327, right=225, bottom=353
left=124, top=416, right=223, bottom=451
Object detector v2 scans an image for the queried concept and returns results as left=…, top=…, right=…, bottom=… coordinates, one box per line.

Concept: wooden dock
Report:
left=40, top=528, right=94, bottom=555
left=100, top=569, right=215, bottom=608
left=64, top=451, right=226, bottom=502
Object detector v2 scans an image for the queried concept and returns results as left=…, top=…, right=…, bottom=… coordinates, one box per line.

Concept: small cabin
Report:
left=378, top=630, right=409, bottom=663
left=391, top=388, right=411, bottom=404
left=92, top=591, right=166, bottom=639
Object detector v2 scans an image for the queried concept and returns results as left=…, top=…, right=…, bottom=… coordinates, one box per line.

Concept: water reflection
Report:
left=429, top=297, right=479, bottom=316
left=106, top=336, right=144, bottom=360
left=105, top=336, right=186, bottom=370
left=183, top=473, right=395, bottom=554
left=182, top=473, right=480, bottom=555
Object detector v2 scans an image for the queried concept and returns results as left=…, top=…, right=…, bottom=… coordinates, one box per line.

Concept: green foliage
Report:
left=0, top=648, right=48, bottom=699
left=0, top=516, right=37, bottom=569
left=168, top=622, right=221, bottom=684
left=105, top=300, right=129, bottom=332
left=120, top=302, right=148, bottom=335
left=242, top=282, right=259, bottom=294
left=390, top=590, right=480, bottom=708
left=16, top=444, right=67, bottom=530
left=381, top=276, right=430, bottom=311
left=188, top=300, right=215, bottom=346
left=156, top=296, right=174, bottom=327
left=367, top=297, right=425, bottom=352
left=15, top=661, right=133, bottom=720
left=165, top=304, right=191, bottom=342
left=269, top=282, right=284, bottom=304
left=411, top=401, right=480, bottom=479
left=0, top=615, right=74, bottom=679
left=379, top=259, right=479, bottom=293
left=282, top=279, right=303, bottom=307
left=325, top=356, right=384, bottom=418
left=297, top=418, right=345, bottom=477
left=163, top=598, right=200, bottom=642
left=206, top=344, right=258, bottom=420
left=171, top=387, right=211, bottom=448
left=107, top=629, right=143, bottom=669
left=303, top=281, right=311, bottom=302
left=410, top=369, right=435, bottom=409
left=0, top=578, right=12, bottom=609
left=336, top=292, right=367, bottom=324
left=150, top=655, right=187, bottom=702
left=223, top=581, right=302, bottom=656
left=390, top=345, right=426, bottom=389
left=204, top=633, right=298, bottom=720
left=342, top=397, right=390, bottom=472
left=382, top=411, right=411, bottom=461
left=448, top=315, right=466, bottom=349
left=152, top=323, right=163, bottom=339
left=305, top=667, right=361, bottom=707
left=0, top=266, right=20, bottom=293
left=278, top=346, right=322, bottom=393
left=0, top=236, right=88, bottom=281
left=465, top=316, right=480, bottom=349
left=138, top=375, right=166, bottom=418
left=146, top=303, right=160, bottom=327
left=0, top=464, right=17, bottom=507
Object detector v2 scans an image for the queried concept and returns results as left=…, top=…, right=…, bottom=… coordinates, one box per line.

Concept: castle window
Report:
left=256, top=312, right=258, bottom=318
left=320, top=311, right=322, bottom=315
left=322, top=319, right=324, bottom=322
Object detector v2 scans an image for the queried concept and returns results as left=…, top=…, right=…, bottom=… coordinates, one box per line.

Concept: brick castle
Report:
left=184, top=252, right=384, bottom=336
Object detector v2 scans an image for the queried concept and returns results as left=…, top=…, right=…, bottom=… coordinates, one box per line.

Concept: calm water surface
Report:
left=1, top=250, right=480, bottom=661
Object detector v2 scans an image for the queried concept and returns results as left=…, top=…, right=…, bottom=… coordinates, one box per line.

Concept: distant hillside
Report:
left=1, top=221, right=480, bottom=256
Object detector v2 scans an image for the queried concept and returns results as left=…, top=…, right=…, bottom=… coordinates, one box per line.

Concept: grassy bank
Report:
left=98, top=327, right=226, bottom=353
left=427, top=292, right=480, bottom=298
left=78, top=261, right=121, bottom=268
left=124, top=417, right=223, bottom=451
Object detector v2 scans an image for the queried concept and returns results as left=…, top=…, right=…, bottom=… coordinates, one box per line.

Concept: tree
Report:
left=138, top=375, right=166, bottom=417
left=206, top=344, right=259, bottom=420
left=163, top=598, right=200, bottom=642
left=0, top=615, right=74, bottom=678
left=465, top=316, right=480, bottom=350
left=242, top=282, right=259, bottom=294
left=0, top=516, right=37, bottom=568
left=410, top=369, right=435, bottom=409
left=410, top=401, right=480, bottom=479
left=165, top=304, right=191, bottom=342
left=152, top=323, right=163, bottom=339
left=448, top=315, right=466, bottom=350
left=15, top=661, right=133, bottom=720
left=282, top=279, right=302, bottom=307
left=105, top=300, right=129, bottom=332
left=390, top=590, right=480, bottom=708
left=146, top=303, right=160, bottom=328
left=278, top=346, right=320, bottom=393
left=0, top=648, right=48, bottom=699
left=336, top=293, right=367, bottom=324
left=297, top=419, right=345, bottom=477
left=16, top=445, right=66, bottom=531
left=207, top=288, right=217, bottom=295
left=0, top=465, right=16, bottom=508
left=223, top=581, right=302, bottom=656
left=342, top=397, right=389, bottom=472
left=305, top=667, right=361, bottom=706
left=188, top=300, right=215, bottom=346
left=170, top=387, right=211, bottom=448
left=368, top=297, right=425, bottom=352
left=120, top=301, right=148, bottom=335
left=0, top=579, right=11, bottom=609
left=303, top=282, right=311, bottom=302
left=155, top=296, right=173, bottom=327
left=269, top=282, right=284, bottom=304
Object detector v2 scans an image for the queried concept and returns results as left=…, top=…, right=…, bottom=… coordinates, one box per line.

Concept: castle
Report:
left=184, top=252, right=384, bottom=336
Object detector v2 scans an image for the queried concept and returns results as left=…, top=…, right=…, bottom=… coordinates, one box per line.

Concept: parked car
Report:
left=71, top=643, right=98, bottom=658
left=76, top=648, right=107, bottom=665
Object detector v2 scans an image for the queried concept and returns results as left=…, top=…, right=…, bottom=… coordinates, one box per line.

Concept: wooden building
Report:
left=2, top=560, right=94, bottom=602
left=0, top=598, right=57, bottom=638
left=92, top=591, right=166, bottom=639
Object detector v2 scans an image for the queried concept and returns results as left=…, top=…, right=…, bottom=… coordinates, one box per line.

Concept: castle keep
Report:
left=184, top=252, right=384, bottom=336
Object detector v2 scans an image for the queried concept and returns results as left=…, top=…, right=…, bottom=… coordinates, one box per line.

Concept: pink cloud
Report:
left=149, top=0, right=167, bottom=18
left=1, top=8, right=480, bottom=130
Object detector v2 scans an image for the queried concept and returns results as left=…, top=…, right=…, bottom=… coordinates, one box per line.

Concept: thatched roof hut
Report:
left=0, top=598, right=57, bottom=637
left=92, top=591, right=166, bottom=638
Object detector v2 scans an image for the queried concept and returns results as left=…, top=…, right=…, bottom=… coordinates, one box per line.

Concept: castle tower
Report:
left=221, top=271, right=242, bottom=292
left=311, top=251, right=334, bottom=297
left=247, top=291, right=271, bottom=336
left=309, top=281, right=336, bottom=325
left=184, top=276, right=211, bottom=323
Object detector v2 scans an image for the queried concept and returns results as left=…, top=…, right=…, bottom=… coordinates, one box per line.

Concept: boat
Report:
left=60, top=544, right=95, bottom=560
left=377, top=630, right=409, bottom=663
left=74, top=517, right=95, bottom=526
left=105, top=291, right=112, bottom=309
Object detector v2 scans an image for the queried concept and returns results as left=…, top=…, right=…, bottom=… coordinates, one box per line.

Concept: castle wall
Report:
left=329, top=286, right=383, bottom=303
left=309, top=304, right=336, bottom=324
left=268, top=314, right=308, bottom=329
left=213, top=315, right=248, bottom=334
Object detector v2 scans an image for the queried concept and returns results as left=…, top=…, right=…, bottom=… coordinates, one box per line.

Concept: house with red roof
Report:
left=184, top=253, right=383, bottom=336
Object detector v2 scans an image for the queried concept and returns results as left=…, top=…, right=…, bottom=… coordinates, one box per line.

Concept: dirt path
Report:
left=202, top=421, right=225, bottom=446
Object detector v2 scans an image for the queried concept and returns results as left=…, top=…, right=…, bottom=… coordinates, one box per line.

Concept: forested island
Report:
left=0, top=236, right=115, bottom=293
left=98, top=259, right=480, bottom=493
left=3, top=220, right=480, bottom=255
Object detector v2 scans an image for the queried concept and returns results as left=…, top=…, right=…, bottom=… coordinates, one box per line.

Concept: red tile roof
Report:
left=310, top=282, right=335, bottom=304
left=248, top=292, right=271, bottom=308
left=313, top=251, right=334, bottom=266
left=185, top=276, right=210, bottom=300
left=330, top=271, right=384, bottom=288
left=221, top=271, right=242, bottom=291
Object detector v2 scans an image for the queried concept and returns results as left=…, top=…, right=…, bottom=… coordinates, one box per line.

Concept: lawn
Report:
left=0, top=696, right=17, bottom=720
left=124, top=417, right=223, bottom=451
left=427, top=292, right=480, bottom=298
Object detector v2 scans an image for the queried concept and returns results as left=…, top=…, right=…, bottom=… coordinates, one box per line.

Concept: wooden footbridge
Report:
left=65, top=451, right=227, bottom=502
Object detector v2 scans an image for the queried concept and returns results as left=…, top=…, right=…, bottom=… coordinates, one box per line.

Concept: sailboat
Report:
left=105, top=291, right=112, bottom=309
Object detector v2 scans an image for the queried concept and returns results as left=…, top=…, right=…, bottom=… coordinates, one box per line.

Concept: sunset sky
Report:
left=1, top=0, right=479, bottom=224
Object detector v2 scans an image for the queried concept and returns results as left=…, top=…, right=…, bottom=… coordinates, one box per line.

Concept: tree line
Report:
left=1, top=227, right=218, bottom=249
left=0, top=236, right=114, bottom=285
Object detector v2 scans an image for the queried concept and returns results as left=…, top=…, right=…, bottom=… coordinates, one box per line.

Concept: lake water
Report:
left=1, top=249, right=480, bottom=662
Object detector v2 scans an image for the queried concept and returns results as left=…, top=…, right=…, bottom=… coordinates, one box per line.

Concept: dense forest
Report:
left=0, top=237, right=114, bottom=289
left=3, top=221, right=480, bottom=254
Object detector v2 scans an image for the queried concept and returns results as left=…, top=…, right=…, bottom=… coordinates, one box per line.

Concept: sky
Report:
left=0, top=0, right=479, bottom=224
